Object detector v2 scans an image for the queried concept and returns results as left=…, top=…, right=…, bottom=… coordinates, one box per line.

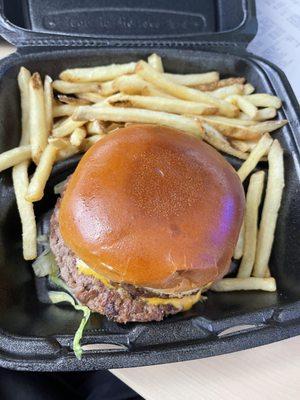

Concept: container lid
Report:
left=0, top=0, right=257, bottom=48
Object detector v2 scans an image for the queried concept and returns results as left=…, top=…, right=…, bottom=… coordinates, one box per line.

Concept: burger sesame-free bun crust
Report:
left=59, top=125, right=245, bottom=293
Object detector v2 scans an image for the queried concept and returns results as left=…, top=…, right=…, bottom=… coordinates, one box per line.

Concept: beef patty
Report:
left=50, top=199, right=180, bottom=323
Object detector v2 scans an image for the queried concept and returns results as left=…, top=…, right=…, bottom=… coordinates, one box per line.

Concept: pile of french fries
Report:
left=0, top=54, right=286, bottom=293
left=211, top=135, right=284, bottom=292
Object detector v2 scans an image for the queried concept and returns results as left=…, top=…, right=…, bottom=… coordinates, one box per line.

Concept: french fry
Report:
left=210, top=277, right=276, bottom=292
left=230, top=139, right=253, bottom=153
left=52, top=80, right=100, bottom=94
left=226, top=95, right=258, bottom=119
left=165, top=71, right=219, bottom=86
left=14, top=67, right=37, bottom=260
left=48, top=137, right=70, bottom=150
left=26, top=144, right=58, bottom=202
left=113, top=75, right=148, bottom=94
left=107, top=93, right=218, bottom=116
left=245, top=94, right=282, bottom=109
left=53, top=104, right=78, bottom=117
left=44, top=75, right=53, bottom=134
left=232, top=140, right=263, bottom=155
left=70, top=126, right=87, bottom=147
left=0, top=145, right=31, bottom=172
left=203, top=124, right=249, bottom=160
left=114, top=75, right=175, bottom=98
left=55, top=102, right=109, bottom=120
left=59, top=62, right=136, bottom=82
left=248, top=120, right=287, bottom=133
left=106, top=122, right=124, bottom=132
left=237, top=171, right=265, bottom=278
left=197, top=116, right=262, bottom=140
left=211, top=84, right=244, bottom=99
left=29, top=72, right=48, bottom=163
left=17, top=67, right=31, bottom=145
left=56, top=144, right=80, bottom=161
left=57, top=94, right=90, bottom=105
left=237, top=112, right=252, bottom=121
left=135, top=61, right=238, bottom=117
left=99, top=80, right=118, bottom=96
left=86, top=120, right=106, bottom=135
left=73, top=105, right=204, bottom=137
left=234, top=221, right=245, bottom=260
left=202, top=115, right=256, bottom=126
left=202, top=123, right=228, bottom=144
left=254, top=108, right=277, bottom=121
left=196, top=77, right=245, bottom=91
left=265, top=267, right=271, bottom=278
left=237, top=134, right=273, bottom=182
left=203, top=131, right=248, bottom=160
left=52, top=116, right=86, bottom=137
left=53, top=116, right=67, bottom=129
left=238, top=108, right=277, bottom=121
left=82, top=134, right=106, bottom=151
left=148, top=53, right=164, bottom=72
left=253, top=140, right=285, bottom=277
left=236, top=95, right=258, bottom=119
left=141, top=85, right=176, bottom=99
left=76, top=92, right=105, bottom=103
left=225, top=94, right=238, bottom=104
left=12, top=161, right=37, bottom=260
left=243, top=83, right=255, bottom=95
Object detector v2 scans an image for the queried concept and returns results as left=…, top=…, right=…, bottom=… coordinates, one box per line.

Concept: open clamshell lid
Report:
left=0, top=0, right=257, bottom=48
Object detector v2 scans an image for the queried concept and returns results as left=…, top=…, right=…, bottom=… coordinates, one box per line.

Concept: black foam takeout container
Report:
left=0, top=0, right=299, bottom=371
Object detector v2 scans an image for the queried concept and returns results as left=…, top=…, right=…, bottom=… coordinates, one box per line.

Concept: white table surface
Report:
left=112, top=335, right=300, bottom=400
left=1, top=2, right=299, bottom=397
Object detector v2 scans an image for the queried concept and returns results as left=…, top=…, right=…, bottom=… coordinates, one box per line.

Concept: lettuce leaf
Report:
left=49, top=273, right=70, bottom=293
left=32, top=249, right=58, bottom=277
left=48, top=287, right=91, bottom=360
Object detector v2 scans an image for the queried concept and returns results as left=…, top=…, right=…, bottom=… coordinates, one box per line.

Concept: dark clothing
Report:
left=0, top=369, right=142, bottom=400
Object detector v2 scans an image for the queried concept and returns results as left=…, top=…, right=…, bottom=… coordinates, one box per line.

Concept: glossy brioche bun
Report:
left=59, top=125, right=245, bottom=293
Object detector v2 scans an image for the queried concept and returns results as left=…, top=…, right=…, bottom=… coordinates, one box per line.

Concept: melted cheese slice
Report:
left=142, top=291, right=201, bottom=311
left=77, top=259, right=113, bottom=289
left=76, top=259, right=202, bottom=311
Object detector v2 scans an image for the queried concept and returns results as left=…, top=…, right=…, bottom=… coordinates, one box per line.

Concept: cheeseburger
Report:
left=50, top=124, right=245, bottom=323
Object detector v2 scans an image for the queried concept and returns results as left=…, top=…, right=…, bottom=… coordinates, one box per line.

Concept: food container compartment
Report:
left=0, top=0, right=299, bottom=371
